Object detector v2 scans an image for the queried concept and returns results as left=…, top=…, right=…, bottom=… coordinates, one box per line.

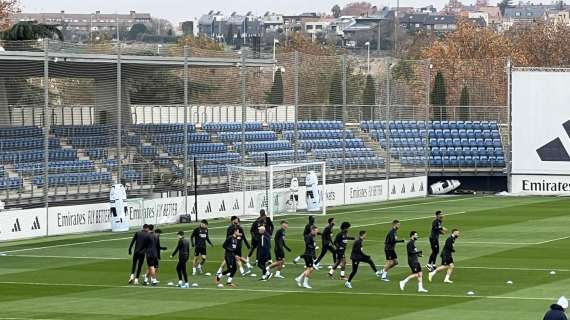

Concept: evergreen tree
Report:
left=459, top=85, right=470, bottom=121
left=265, top=68, right=284, bottom=105
left=430, top=71, right=447, bottom=120
left=362, top=74, right=376, bottom=105
left=329, top=70, right=343, bottom=105
left=361, top=74, right=376, bottom=120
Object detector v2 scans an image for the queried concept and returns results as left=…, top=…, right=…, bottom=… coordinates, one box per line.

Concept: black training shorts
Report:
left=385, top=249, right=398, bottom=260
left=194, top=247, right=207, bottom=257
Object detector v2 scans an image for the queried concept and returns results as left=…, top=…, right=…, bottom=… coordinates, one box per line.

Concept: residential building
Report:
left=329, top=16, right=356, bottom=37
left=262, top=12, right=284, bottom=33
left=503, top=5, right=552, bottom=28
left=9, top=10, right=152, bottom=42
left=198, top=11, right=226, bottom=40
left=400, top=14, right=486, bottom=33
left=546, top=10, right=570, bottom=26
left=342, top=9, right=394, bottom=48
left=283, top=12, right=320, bottom=35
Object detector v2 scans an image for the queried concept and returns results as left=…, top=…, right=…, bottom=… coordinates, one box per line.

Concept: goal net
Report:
left=228, top=162, right=327, bottom=220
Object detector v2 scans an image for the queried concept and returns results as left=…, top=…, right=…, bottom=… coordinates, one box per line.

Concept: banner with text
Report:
left=0, top=176, right=427, bottom=242
left=511, top=174, right=570, bottom=195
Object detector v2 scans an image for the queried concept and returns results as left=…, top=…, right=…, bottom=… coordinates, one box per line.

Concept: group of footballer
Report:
left=127, top=209, right=460, bottom=292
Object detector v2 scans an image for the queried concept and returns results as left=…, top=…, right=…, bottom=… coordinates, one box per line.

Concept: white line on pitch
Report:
left=0, top=280, right=556, bottom=302
left=0, top=318, right=63, bottom=320
left=4, top=254, right=569, bottom=273
left=535, top=235, right=570, bottom=245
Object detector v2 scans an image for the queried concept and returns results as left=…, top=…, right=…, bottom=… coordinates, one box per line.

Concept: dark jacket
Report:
left=544, top=304, right=568, bottom=320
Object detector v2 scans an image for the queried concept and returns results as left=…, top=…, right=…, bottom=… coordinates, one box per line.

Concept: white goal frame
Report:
left=228, top=161, right=327, bottom=220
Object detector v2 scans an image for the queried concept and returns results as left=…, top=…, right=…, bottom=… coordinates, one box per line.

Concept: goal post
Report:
left=228, top=161, right=327, bottom=220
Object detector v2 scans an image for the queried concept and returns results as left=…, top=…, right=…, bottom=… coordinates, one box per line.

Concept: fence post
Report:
left=43, top=39, right=50, bottom=235
left=117, top=40, right=123, bottom=184
left=341, top=55, right=347, bottom=187
left=506, top=58, right=513, bottom=193
left=425, top=60, right=432, bottom=178
left=294, top=51, right=299, bottom=162
left=386, top=59, right=392, bottom=199
left=240, top=52, right=246, bottom=165
left=183, top=46, right=189, bottom=216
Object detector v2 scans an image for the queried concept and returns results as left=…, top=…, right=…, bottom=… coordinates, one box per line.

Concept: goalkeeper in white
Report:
left=286, top=177, right=299, bottom=212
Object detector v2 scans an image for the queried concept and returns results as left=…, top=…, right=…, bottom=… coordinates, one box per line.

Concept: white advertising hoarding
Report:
left=0, top=176, right=427, bottom=242
left=512, top=71, right=570, bottom=175
left=511, top=174, right=570, bottom=195
left=0, top=208, right=46, bottom=241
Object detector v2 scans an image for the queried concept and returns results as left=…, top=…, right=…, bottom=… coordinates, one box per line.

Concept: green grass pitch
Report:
left=0, top=195, right=569, bottom=319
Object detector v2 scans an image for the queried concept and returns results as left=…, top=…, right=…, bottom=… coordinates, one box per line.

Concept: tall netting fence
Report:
left=0, top=40, right=508, bottom=210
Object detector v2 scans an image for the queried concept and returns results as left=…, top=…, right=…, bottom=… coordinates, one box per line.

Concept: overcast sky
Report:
left=20, top=0, right=496, bottom=24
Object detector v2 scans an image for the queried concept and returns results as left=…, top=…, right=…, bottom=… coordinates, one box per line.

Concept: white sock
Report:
left=295, top=274, right=304, bottom=282
left=216, top=267, right=222, bottom=274
left=151, top=277, right=157, bottom=283
left=444, top=274, right=451, bottom=282
left=246, top=263, right=252, bottom=269
left=240, top=266, right=245, bottom=274
left=185, top=282, right=189, bottom=287
left=294, top=256, right=300, bottom=262
left=340, top=270, right=345, bottom=277
left=129, top=274, right=134, bottom=278
left=328, top=269, right=334, bottom=275
left=303, top=277, right=309, bottom=286
left=227, top=277, right=233, bottom=283
left=404, top=275, right=415, bottom=284
left=178, top=280, right=183, bottom=285
left=418, top=282, right=425, bottom=290
left=276, top=271, right=281, bottom=276
left=192, top=267, right=196, bottom=274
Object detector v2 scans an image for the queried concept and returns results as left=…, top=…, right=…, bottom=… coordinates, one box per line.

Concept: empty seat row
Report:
left=165, top=143, right=227, bottom=155
left=361, top=120, right=500, bottom=131
left=429, top=155, right=506, bottom=167
left=270, top=121, right=343, bottom=132
left=122, top=170, right=142, bottom=182
left=0, top=166, right=3, bottom=177
left=313, top=148, right=376, bottom=159
left=327, top=157, right=385, bottom=168
left=86, top=148, right=108, bottom=160
left=53, top=125, right=113, bottom=136
left=0, top=177, right=22, bottom=190
left=149, top=132, right=211, bottom=144
left=431, top=147, right=503, bottom=157
left=390, top=147, right=428, bottom=157
left=70, top=135, right=115, bottom=147
left=432, top=121, right=499, bottom=131
left=250, top=150, right=307, bottom=162
left=198, top=164, right=228, bottom=176
left=361, top=120, right=427, bottom=131
left=132, top=123, right=195, bottom=134
left=0, top=137, right=60, bottom=151
left=139, top=145, right=159, bottom=157
left=32, top=172, right=112, bottom=186
left=282, top=130, right=353, bottom=140
left=379, top=138, right=426, bottom=148
left=401, top=156, right=428, bottom=166
left=0, top=149, right=77, bottom=163
left=429, top=138, right=502, bottom=148
left=299, top=139, right=365, bottom=151
left=234, top=140, right=291, bottom=153
left=192, top=152, right=241, bottom=163
left=0, top=126, right=43, bottom=138
left=203, top=122, right=263, bottom=132
left=429, top=129, right=500, bottom=139
left=218, top=131, right=276, bottom=143
left=15, top=160, right=95, bottom=175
